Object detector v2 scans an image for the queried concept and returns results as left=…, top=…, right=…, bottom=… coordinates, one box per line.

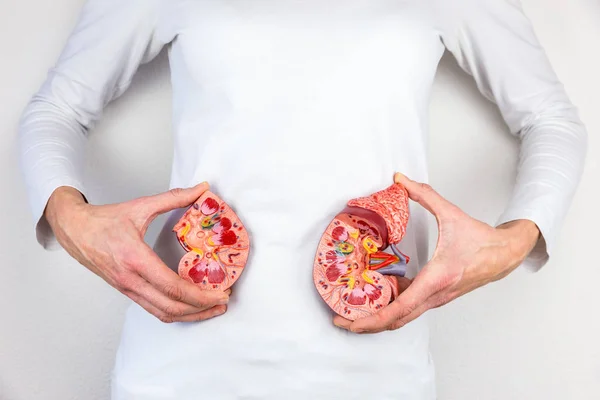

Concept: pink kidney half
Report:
left=173, top=190, right=250, bottom=291
left=313, top=183, right=411, bottom=321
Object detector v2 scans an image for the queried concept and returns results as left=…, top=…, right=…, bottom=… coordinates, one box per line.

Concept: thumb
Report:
left=144, top=181, right=210, bottom=218
left=393, top=172, right=450, bottom=217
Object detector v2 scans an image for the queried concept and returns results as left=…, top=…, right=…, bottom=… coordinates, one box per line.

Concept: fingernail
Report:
left=394, top=172, right=404, bottom=183
left=218, top=297, right=229, bottom=305
left=214, top=306, right=226, bottom=316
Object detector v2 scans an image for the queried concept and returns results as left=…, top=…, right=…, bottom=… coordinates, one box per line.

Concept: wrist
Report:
left=45, top=186, right=88, bottom=229
left=497, top=219, right=541, bottom=265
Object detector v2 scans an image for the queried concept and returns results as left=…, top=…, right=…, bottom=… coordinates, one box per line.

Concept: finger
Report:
left=333, top=315, right=353, bottom=330
left=393, top=172, right=451, bottom=218
left=387, top=287, right=454, bottom=330
left=138, top=245, right=230, bottom=310
left=134, top=276, right=218, bottom=317
left=143, top=181, right=211, bottom=217
left=349, top=268, right=439, bottom=333
left=126, top=289, right=169, bottom=320
left=387, top=301, right=432, bottom=331
left=128, top=289, right=227, bottom=323
left=176, top=305, right=228, bottom=323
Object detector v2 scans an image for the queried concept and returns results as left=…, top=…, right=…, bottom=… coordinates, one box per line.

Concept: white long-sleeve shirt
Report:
left=17, top=0, right=587, bottom=399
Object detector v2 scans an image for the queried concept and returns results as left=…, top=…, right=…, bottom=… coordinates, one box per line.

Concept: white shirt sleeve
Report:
left=18, top=0, right=168, bottom=250
left=434, top=0, right=588, bottom=271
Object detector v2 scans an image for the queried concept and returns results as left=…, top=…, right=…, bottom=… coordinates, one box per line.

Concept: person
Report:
left=17, top=0, right=587, bottom=399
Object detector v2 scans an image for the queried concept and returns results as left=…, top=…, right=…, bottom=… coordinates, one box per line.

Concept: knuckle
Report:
left=419, top=183, right=434, bottom=193
left=401, top=302, right=417, bottom=317
left=169, top=188, right=184, bottom=198
left=129, top=199, right=154, bottom=221
left=163, top=284, right=185, bottom=301
left=195, top=301, right=208, bottom=310
left=388, top=321, right=403, bottom=331
left=118, top=251, right=141, bottom=272
left=433, top=293, right=452, bottom=309
left=431, top=299, right=445, bottom=310
left=113, top=273, right=133, bottom=290
left=188, top=312, right=208, bottom=322
left=374, top=311, right=391, bottom=327
left=163, top=304, right=185, bottom=318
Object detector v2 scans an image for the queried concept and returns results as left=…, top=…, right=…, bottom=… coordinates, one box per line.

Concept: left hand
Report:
left=334, top=172, right=541, bottom=334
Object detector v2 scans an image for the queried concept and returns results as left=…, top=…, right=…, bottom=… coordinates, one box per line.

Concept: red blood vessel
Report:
left=313, top=183, right=410, bottom=321
left=173, top=190, right=250, bottom=291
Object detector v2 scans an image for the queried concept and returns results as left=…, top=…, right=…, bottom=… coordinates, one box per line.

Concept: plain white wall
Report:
left=1, top=0, right=598, bottom=399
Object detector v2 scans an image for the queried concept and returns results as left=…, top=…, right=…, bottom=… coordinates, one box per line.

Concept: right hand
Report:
left=45, top=182, right=231, bottom=323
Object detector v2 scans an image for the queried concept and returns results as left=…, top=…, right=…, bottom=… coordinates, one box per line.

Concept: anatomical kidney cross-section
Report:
left=173, top=190, right=250, bottom=291
left=313, top=182, right=411, bottom=321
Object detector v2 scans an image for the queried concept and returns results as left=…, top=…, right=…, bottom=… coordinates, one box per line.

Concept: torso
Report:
left=114, top=1, right=445, bottom=398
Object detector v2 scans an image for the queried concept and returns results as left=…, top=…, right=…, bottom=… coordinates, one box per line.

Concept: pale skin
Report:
left=45, top=182, right=230, bottom=323
left=46, top=173, right=540, bottom=329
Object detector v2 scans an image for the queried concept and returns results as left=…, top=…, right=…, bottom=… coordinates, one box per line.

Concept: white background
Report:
left=1, top=0, right=598, bottom=399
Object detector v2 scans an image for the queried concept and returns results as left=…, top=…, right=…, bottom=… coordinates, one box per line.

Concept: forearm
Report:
left=18, top=97, right=90, bottom=249
left=496, top=116, right=588, bottom=270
